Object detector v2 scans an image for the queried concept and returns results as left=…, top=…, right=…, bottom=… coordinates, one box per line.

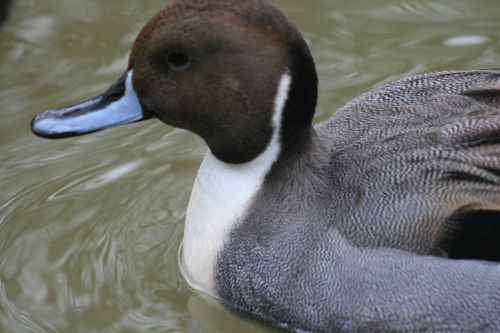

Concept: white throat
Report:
left=181, top=72, right=292, bottom=294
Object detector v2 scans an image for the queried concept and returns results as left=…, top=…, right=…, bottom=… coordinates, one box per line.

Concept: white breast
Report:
left=181, top=72, right=292, bottom=294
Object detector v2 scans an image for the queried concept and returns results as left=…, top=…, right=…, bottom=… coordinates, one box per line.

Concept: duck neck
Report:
left=182, top=71, right=293, bottom=294
left=182, top=36, right=320, bottom=293
left=182, top=135, right=326, bottom=297
left=265, top=128, right=329, bottom=195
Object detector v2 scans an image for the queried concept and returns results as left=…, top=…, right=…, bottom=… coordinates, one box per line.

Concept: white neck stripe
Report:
left=181, top=71, right=292, bottom=294
left=272, top=71, right=291, bottom=132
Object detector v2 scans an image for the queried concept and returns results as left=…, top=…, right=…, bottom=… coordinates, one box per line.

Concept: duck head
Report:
left=31, top=0, right=317, bottom=164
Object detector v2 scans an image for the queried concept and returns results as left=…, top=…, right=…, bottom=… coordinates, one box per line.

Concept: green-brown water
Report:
left=1, top=1, right=499, bottom=332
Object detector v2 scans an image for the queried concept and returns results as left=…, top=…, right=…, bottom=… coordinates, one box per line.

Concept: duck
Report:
left=31, top=0, right=500, bottom=332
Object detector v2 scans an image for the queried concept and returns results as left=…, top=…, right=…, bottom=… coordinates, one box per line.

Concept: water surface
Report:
left=1, top=0, right=499, bottom=332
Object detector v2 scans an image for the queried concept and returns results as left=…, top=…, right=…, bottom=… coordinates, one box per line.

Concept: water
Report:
left=0, top=0, right=499, bottom=332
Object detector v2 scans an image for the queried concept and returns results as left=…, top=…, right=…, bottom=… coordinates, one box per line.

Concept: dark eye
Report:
left=167, top=52, right=189, bottom=71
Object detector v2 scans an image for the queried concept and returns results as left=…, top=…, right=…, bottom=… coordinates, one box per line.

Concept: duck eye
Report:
left=167, top=52, right=189, bottom=71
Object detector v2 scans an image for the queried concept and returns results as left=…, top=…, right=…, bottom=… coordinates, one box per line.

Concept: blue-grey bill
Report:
left=31, top=70, right=150, bottom=138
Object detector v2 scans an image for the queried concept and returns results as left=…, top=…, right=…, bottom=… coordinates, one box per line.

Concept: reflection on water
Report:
left=0, top=0, right=499, bottom=332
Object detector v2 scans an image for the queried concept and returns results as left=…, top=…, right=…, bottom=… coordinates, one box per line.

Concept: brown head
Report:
left=31, top=0, right=318, bottom=164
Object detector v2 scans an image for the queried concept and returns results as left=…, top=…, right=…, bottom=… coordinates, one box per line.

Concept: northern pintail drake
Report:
left=31, top=0, right=500, bottom=331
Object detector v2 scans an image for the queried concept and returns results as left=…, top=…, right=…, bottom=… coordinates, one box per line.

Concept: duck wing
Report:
left=316, top=70, right=500, bottom=261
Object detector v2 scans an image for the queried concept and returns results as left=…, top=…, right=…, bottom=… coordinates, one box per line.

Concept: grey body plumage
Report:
left=217, top=70, right=500, bottom=332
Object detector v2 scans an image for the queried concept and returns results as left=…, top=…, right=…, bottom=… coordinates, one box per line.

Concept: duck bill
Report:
left=31, top=70, right=151, bottom=138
